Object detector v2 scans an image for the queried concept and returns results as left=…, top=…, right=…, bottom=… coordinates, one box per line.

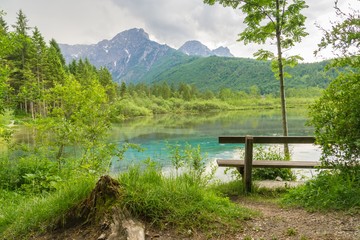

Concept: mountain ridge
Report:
left=59, top=28, right=234, bottom=83
left=59, top=28, right=332, bottom=94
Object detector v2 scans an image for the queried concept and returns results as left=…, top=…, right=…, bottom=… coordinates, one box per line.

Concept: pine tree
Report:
left=9, top=10, right=32, bottom=112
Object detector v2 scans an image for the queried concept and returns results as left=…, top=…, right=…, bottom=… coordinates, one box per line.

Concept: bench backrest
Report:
left=219, top=136, right=315, bottom=144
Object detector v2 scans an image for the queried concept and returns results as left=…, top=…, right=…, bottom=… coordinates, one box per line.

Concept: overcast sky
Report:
left=1, top=0, right=358, bottom=62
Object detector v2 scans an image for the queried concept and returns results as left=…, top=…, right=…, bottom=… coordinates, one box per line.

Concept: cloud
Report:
left=109, top=0, right=241, bottom=48
left=1, top=0, right=359, bottom=62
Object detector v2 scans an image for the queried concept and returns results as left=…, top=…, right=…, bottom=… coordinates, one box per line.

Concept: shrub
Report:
left=252, top=146, right=295, bottom=181
left=227, top=146, right=296, bottom=181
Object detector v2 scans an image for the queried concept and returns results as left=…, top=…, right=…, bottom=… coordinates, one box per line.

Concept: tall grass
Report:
left=282, top=167, right=360, bottom=211
left=117, top=162, right=254, bottom=236
left=0, top=174, right=96, bottom=239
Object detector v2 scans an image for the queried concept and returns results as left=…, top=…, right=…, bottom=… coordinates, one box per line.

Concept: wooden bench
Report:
left=218, top=135, right=325, bottom=193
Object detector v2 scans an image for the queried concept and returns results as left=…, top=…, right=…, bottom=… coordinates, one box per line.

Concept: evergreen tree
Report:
left=98, top=66, right=116, bottom=101
left=44, top=39, right=67, bottom=86
left=0, top=10, right=8, bottom=34
left=8, top=10, right=32, bottom=112
left=0, top=10, right=10, bottom=113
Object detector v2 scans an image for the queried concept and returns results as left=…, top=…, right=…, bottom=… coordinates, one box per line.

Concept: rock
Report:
left=275, top=176, right=283, bottom=181
left=97, top=233, right=107, bottom=240
left=122, top=219, right=145, bottom=240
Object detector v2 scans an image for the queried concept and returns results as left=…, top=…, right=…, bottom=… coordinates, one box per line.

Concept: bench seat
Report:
left=217, top=159, right=322, bottom=168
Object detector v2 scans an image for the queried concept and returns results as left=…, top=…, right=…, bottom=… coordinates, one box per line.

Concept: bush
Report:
left=113, top=99, right=152, bottom=118
left=0, top=155, right=60, bottom=193
left=252, top=146, right=295, bottom=181
left=309, top=72, right=360, bottom=166
left=228, top=146, right=296, bottom=181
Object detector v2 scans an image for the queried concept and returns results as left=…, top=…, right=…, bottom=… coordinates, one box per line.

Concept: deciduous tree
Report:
left=204, top=0, right=309, bottom=156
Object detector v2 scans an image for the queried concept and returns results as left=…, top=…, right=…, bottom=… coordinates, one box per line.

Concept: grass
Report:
left=0, top=174, right=96, bottom=239
left=117, top=164, right=255, bottom=236
left=0, top=161, right=256, bottom=239
left=282, top=167, right=360, bottom=211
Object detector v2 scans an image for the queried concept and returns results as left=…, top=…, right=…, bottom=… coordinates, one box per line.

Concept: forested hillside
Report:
left=141, top=56, right=334, bottom=95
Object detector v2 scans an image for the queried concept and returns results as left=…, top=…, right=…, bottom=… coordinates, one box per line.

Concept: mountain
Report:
left=212, top=46, right=234, bottom=57
left=59, top=28, right=179, bottom=83
left=178, top=40, right=234, bottom=57
left=59, top=28, right=331, bottom=94
left=59, top=29, right=234, bottom=83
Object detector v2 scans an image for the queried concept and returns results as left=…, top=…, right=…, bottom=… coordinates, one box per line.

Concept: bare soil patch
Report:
left=236, top=198, right=360, bottom=240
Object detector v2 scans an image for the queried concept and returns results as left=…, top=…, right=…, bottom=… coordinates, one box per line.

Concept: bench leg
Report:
left=236, top=167, right=244, bottom=180
left=236, top=167, right=245, bottom=189
left=244, top=136, right=254, bottom=193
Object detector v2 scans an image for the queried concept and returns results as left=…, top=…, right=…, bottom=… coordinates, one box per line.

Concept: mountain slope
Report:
left=141, top=56, right=332, bottom=94
left=60, top=28, right=175, bottom=83
left=59, top=28, right=332, bottom=94
left=178, top=40, right=234, bottom=57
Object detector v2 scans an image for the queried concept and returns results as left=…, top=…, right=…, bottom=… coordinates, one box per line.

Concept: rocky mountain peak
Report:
left=59, top=28, right=234, bottom=84
left=212, top=46, right=234, bottom=57
left=111, top=28, right=149, bottom=43
left=178, top=40, right=233, bottom=57
left=178, top=40, right=212, bottom=57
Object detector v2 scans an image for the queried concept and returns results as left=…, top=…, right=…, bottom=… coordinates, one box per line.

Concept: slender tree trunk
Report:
left=275, top=0, right=290, bottom=158
left=30, top=101, right=34, bottom=119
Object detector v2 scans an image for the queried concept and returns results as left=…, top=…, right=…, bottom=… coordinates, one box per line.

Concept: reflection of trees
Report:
left=109, top=108, right=310, bottom=141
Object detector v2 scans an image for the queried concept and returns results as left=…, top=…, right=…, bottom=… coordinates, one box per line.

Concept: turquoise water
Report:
left=109, top=108, right=319, bottom=173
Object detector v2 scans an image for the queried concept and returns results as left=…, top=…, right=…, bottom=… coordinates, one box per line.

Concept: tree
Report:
left=0, top=10, right=8, bottom=34
left=315, top=1, right=359, bottom=68
left=8, top=10, right=32, bottom=112
left=0, top=10, right=10, bottom=113
left=119, top=81, right=127, bottom=98
left=204, top=0, right=308, bottom=157
left=309, top=2, right=360, bottom=166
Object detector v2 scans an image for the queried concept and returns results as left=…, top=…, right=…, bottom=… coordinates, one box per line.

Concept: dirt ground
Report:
left=235, top=198, right=360, bottom=240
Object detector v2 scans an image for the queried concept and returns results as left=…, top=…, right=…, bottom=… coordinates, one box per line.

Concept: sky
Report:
left=1, top=0, right=358, bottom=62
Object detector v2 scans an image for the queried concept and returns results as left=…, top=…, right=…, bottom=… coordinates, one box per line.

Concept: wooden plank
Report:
left=244, top=136, right=254, bottom=193
left=217, top=159, right=322, bottom=168
left=219, top=136, right=315, bottom=144
left=219, top=136, right=246, bottom=144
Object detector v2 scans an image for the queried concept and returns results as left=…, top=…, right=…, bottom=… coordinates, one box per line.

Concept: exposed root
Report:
left=59, top=175, right=121, bottom=229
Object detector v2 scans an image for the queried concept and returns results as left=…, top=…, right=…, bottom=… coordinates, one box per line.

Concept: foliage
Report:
left=309, top=3, right=360, bottom=166
left=285, top=3, right=360, bottom=212
left=227, top=146, right=295, bottom=181
left=143, top=56, right=332, bottom=95
left=0, top=153, right=60, bottom=193
left=0, top=174, right=96, bottom=239
left=309, top=72, right=360, bottom=165
left=315, top=1, right=360, bottom=62
left=282, top=167, right=360, bottom=211
left=252, top=146, right=295, bottom=181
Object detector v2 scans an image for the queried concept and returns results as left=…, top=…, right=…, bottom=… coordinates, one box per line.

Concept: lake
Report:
left=109, top=108, right=321, bottom=180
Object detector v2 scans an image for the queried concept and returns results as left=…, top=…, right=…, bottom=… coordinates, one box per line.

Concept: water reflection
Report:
left=109, top=108, right=318, bottom=174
